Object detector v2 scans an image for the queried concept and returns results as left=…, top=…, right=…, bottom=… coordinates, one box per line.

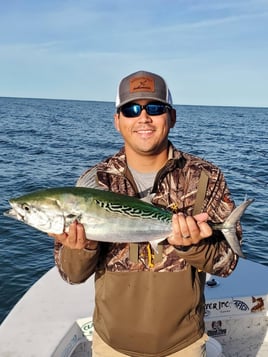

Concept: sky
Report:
left=0, top=0, right=268, bottom=107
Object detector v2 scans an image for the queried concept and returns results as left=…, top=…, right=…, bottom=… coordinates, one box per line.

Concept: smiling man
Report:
left=52, top=70, right=241, bottom=356
left=114, top=72, right=176, bottom=166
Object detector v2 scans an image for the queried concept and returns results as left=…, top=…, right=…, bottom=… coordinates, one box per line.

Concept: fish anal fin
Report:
left=150, top=237, right=166, bottom=253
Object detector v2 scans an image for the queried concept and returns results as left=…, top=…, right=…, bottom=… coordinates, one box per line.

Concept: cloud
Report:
left=0, top=0, right=267, bottom=106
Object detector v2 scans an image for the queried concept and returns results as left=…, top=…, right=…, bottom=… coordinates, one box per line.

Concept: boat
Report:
left=0, top=258, right=267, bottom=356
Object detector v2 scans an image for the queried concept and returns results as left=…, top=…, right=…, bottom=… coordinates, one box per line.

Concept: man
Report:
left=52, top=70, right=240, bottom=356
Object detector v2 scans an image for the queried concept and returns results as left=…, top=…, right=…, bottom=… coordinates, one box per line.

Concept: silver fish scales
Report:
left=4, top=187, right=253, bottom=256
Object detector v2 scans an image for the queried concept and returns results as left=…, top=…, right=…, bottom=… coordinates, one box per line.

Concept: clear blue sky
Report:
left=1, top=0, right=267, bottom=107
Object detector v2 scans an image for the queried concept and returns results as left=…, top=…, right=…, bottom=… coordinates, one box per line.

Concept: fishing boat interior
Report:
left=0, top=258, right=267, bottom=356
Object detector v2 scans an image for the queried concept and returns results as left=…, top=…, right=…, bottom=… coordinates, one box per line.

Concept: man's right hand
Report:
left=49, top=221, right=98, bottom=250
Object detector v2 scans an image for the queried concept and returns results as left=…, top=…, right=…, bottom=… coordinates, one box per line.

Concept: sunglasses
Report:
left=118, top=102, right=172, bottom=118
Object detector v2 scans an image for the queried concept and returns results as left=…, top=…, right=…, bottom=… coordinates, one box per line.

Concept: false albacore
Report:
left=4, top=187, right=253, bottom=257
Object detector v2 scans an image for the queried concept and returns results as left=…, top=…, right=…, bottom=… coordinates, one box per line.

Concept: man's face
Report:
left=114, top=99, right=176, bottom=157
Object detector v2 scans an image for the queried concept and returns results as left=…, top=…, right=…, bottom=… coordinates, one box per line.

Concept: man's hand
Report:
left=168, top=212, right=212, bottom=247
left=49, top=221, right=98, bottom=250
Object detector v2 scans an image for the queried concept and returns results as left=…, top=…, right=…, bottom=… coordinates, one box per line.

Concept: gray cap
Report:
left=115, top=70, right=173, bottom=108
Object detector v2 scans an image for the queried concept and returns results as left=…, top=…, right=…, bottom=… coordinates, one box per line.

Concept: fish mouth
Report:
left=3, top=207, right=24, bottom=221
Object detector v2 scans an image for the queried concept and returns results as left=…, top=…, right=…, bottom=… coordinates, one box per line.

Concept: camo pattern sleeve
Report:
left=150, top=148, right=241, bottom=277
left=55, top=143, right=241, bottom=280
left=54, top=239, right=101, bottom=284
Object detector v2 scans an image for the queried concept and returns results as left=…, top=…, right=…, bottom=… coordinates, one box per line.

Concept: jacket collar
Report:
left=102, top=141, right=187, bottom=176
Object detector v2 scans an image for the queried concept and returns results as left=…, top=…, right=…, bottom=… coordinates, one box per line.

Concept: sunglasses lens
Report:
left=120, top=103, right=171, bottom=117
left=121, top=104, right=141, bottom=117
left=146, top=104, right=166, bottom=115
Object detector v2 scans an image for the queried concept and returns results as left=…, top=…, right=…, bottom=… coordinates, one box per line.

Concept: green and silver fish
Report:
left=4, top=187, right=253, bottom=257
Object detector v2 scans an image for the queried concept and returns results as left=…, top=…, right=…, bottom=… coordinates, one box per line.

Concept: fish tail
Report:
left=224, top=199, right=254, bottom=228
left=220, top=198, right=254, bottom=258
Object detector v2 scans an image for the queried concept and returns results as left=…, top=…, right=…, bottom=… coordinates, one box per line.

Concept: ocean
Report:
left=0, top=97, right=267, bottom=323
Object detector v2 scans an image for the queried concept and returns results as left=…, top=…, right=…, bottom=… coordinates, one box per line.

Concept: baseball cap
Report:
left=115, top=70, right=173, bottom=108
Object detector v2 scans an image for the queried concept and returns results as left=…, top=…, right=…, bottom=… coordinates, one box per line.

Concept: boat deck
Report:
left=0, top=259, right=267, bottom=356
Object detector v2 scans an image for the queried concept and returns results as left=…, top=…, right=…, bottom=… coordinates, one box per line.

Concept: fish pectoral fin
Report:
left=46, top=215, right=65, bottom=235
left=66, top=213, right=82, bottom=224
left=63, top=213, right=83, bottom=234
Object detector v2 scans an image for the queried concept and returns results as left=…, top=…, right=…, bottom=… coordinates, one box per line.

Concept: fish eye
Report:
left=22, top=203, right=30, bottom=212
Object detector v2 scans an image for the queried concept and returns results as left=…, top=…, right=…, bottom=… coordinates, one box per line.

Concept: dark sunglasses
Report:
left=118, top=102, right=172, bottom=118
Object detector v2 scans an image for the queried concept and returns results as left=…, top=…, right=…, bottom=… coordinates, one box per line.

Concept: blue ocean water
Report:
left=0, top=97, right=267, bottom=323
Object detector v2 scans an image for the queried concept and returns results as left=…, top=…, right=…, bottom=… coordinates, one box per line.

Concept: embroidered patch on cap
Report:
left=129, top=76, right=155, bottom=93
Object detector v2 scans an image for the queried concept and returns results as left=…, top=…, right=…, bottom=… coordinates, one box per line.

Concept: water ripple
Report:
left=0, top=98, right=267, bottom=322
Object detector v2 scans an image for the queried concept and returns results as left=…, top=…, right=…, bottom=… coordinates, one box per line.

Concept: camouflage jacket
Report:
left=54, top=142, right=240, bottom=356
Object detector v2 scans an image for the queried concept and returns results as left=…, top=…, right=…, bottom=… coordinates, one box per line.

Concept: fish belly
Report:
left=79, top=212, right=171, bottom=244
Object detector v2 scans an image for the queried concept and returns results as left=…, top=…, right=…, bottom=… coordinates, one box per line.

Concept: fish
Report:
left=4, top=187, right=253, bottom=257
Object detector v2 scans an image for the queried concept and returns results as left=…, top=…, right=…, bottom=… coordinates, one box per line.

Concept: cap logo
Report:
left=129, top=76, right=155, bottom=93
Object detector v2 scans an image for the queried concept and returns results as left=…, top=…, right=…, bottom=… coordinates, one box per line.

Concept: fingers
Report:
left=198, top=220, right=213, bottom=239
left=168, top=212, right=212, bottom=247
left=66, top=221, right=87, bottom=249
left=49, top=221, right=87, bottom=249
left=194, top=212, right=209, bottom=223
left=76, top=222, right=87, bottom=246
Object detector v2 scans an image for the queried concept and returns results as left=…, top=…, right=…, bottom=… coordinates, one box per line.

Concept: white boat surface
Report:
left=0, top=258, right=267, bottom=357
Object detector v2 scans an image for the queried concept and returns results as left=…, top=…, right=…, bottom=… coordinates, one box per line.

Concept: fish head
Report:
left=4, top=194, right=65, bottom=234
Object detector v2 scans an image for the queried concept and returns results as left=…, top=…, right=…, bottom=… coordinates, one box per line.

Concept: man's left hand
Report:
left=168, top=212, right=212, bottom=247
